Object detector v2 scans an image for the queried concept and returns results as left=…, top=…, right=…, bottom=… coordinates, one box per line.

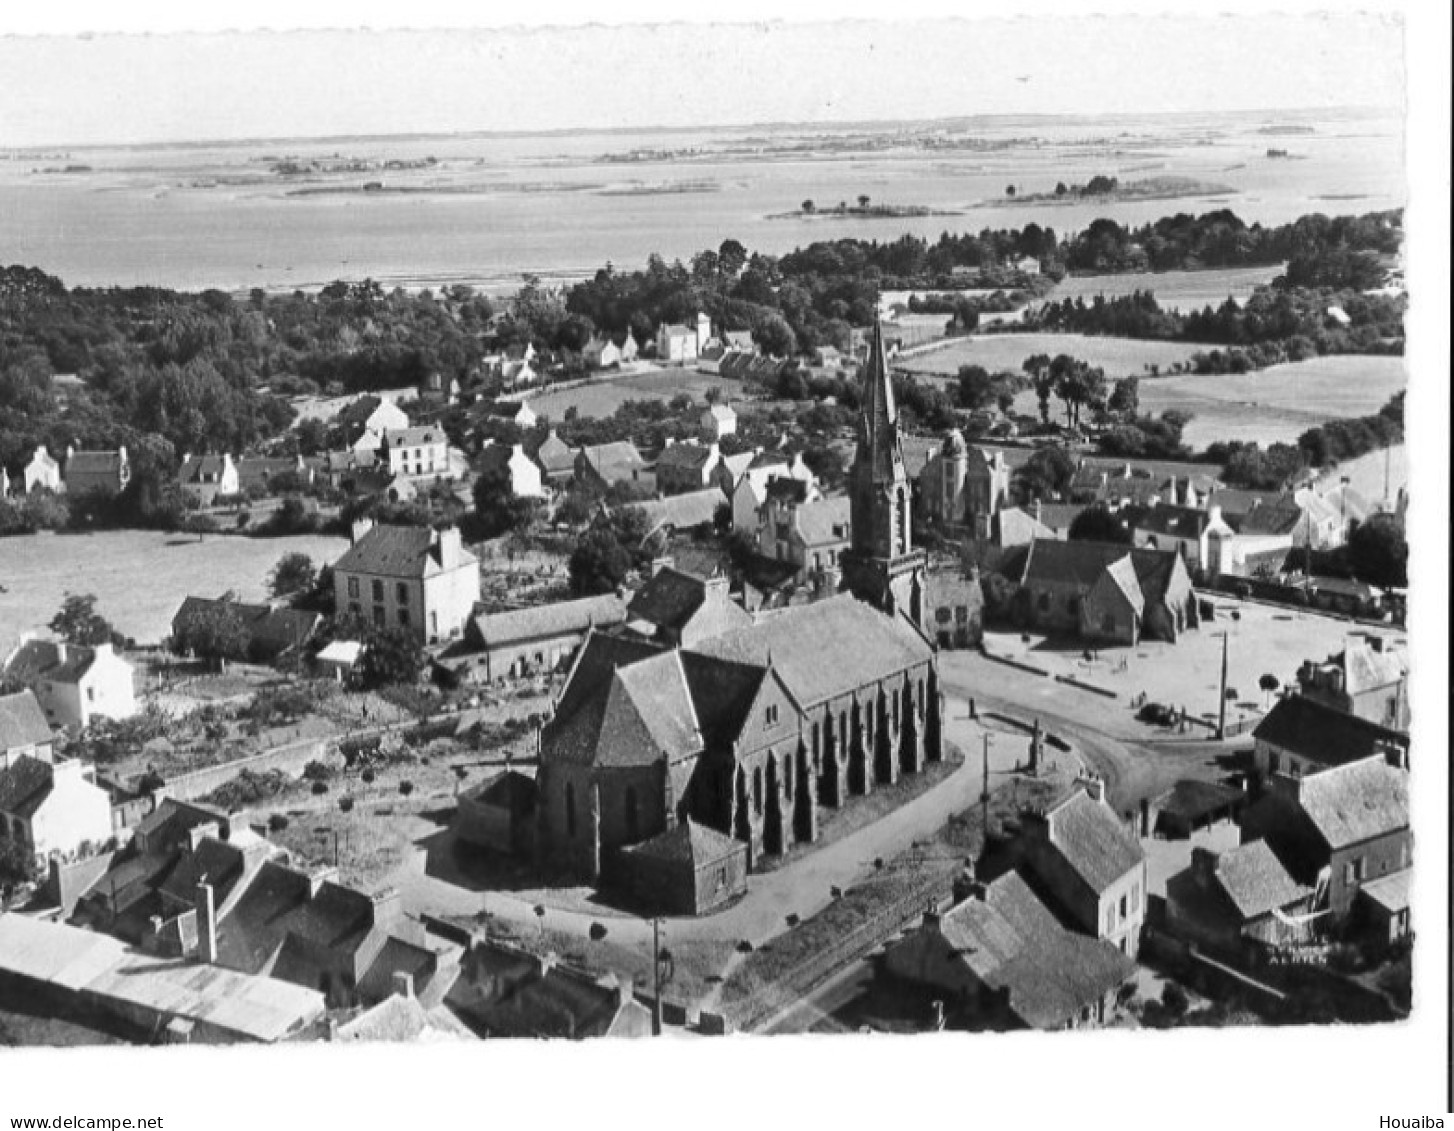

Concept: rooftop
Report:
left=0, top=755, right=54, bottom=819
left=1207, top=840, right=1313, bottom=920
left=333, top=523, right=476, bottom=578
left=1041, top=788, right=1144, bottom=895
left=471, top=593, right=628, bottom=650
left=1296, top=756, right=1408, bottom=849
left=623, top=819, right=745, bottom=868
left=0, top=689, right=52, bottom=752
left=1253, top=694, right=1408, bottom=767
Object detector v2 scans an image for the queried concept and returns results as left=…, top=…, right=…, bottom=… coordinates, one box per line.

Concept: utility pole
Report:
left=651, top=917, right=663, bottom=1038
left=981, top=733, right=992, bottom=829
left=1216, top=631, right=1229, bottom=740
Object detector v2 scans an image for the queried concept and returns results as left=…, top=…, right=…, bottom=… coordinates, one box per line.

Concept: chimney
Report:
left=186, top=821, right=220, bottom=853
left=55, top=641, right=67, bottom=664
left=350, top=516, right=375, bottom=544
left=511, top=443, right=525, bottom=459
left=1209, top=504, right=1224, bottom=528
left=391, top=971, right=415, bottom=1000
left=435, top=525, right=463, bottom=566
left=194, top=882, right=218, bottom=964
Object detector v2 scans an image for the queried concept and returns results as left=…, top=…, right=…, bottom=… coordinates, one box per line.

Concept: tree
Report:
left=1022, top=354, right=1054, bottom=424
left=857, top=194, right=871, bottom=209
left=1015, top=445, right=1076, bottom=502
left=1345, top=514, right=1407, bottom=588
left=1068, top=505, right=1131, bottom=545
left=269, top=552, right=316, bottom=599
left=1108, top=376, right=1140, bottom=419
left=1258, top=673, right=1281, bottom=707
left=1005, top=184, right=1017, bottom=197
left=955, top=365, right=999, bottom=412
left=1055, top=182, right=1069, bottom=197
left=718, top=239, right=748, bottom=276
left=801, top=199, right=815, bottom=214
left=174, top=597, right=250, bottom=668
left=49, top=593, right=116, bottom=646
left=0, top=838, right=41, bottom=889
left=568, top=528, right=634, bottom=595
left=473, top=463, right=537, bottom=539
left=355, top=624, right=426, bottom=688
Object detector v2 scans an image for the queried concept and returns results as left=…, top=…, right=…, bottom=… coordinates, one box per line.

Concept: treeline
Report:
left=1061, top=209, right=1401, bottom=274
left=1029, top=287, right=1404, bottom=368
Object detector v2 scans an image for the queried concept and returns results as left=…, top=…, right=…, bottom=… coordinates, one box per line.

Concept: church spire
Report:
left=855, top=320, right=906, bottom=486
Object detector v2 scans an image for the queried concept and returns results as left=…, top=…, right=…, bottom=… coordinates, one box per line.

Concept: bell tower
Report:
left=841, top=320, right=928, bottom=629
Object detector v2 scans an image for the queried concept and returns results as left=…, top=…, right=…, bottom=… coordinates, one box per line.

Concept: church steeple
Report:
left=841, top=319, right=927, bottom=631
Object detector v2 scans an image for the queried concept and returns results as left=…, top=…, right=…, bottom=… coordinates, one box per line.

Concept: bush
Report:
left=339, top=797, right=354, bottom=813
left=398, top=781, right=415, bottom=797
left=361, top=768, right=376, bottom=784
left=268, top=813, right=290, bottom=832
left=302, top=759, right=332, bottom=782
left=311, top=780, right=329, bottom=795
left=1161, top=982, right=1190, bottom=1019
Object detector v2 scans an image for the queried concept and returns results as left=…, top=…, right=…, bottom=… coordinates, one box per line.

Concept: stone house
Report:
left=170, top=598, right=323, bottom=664
left=534, top=430, right=579, bottom=487
left=728, top=451, right=816, bottom=534
left=1239, top=755, right=1410, bottom=926
left=655, top=440, right=721, bottom=496
left=700, top=404, right=737, bottom=440
left=1004, top=783, right=1148, bottom=957
left=1016, top=539, right=1197, bottom=645
left=461, top=592, right=629, bottom=682
left=919, top=434, right=1011, bottom=535
left=1164, top=840, right=1317, bottom=960
left=332, top=522, right=481, bottom=644
left=882, top=871, right=1136, bottom=1031
left=1295, top=634, right=1409, bottom=732
left=3, top=640, right=137, bottom=731
left=1250, top=694, right=1409, bottom=784
left=925, top=567, right=985, bottom=649
left=617, top=819, right=748, bottom=916
left=477, top=441, right=545, bottom=499
left=756, top=484, right=851, bottom=583
left=1133, top=502, right=1234, bottom=572
left=626, top=564, right=752, bottom=649
left=574, top=441, right=648, bottom=489
left=453, top=771, right=538, bottom=858
left=656, top=313, right=711, bottom=364
left=337, top=395, right=410, bottom=441
left=583, top=336, right=623, bottom=370
left=62, top=446, right=130, bottom=497
left=377, top=427, right=451, bottom=481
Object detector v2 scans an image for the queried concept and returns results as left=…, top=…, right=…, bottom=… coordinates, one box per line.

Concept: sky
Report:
left=0, top=11, right=1407, bottom=147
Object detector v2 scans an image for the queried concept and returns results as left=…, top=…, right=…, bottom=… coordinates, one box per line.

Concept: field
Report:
left=1043, top=265, right=1286, bottom=312
left=524, top=366, right=739, bottom=420
left=1136, top=354, right=1407, bottom=449
left=900, top=332, right=1219, bottom=379
left=0, top=529, right=349, bottom=651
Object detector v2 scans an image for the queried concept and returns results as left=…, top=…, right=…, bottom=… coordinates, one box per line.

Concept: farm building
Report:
left=461, top=593, right=629, bottom=682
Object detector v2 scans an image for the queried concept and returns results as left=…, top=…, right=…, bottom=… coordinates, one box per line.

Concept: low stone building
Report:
left=454, top=771, right=538, bottom=857
left=1250, top=694, right=1409, bottom=784
left=62, top=446, right=130, bottom=497
left=1164, top=840, right=1317, bottom=960
left=462, top=593, right=629, bottom=683
left=1015, top=539, right=1197, bottom=646
left=616, top=819, right=747, bottom=916
left=925, top=567, right=985, bottom=649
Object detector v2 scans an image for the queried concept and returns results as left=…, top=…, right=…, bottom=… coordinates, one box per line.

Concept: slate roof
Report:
left=380, top=426, right=447, bottom=448
left=0, top=755, right=53, bottom=819
left=1208, top=840, right=1313, bottom=920
left=1333, top=639, right=1408, bottom=694
left=627, top=490, right=724, bottom=534
left=1207, top=488, right=1284, bottom=521
left=0, top=690, right=52, bottom=752
left=1359, top=869, right=1411, bottom=914
left=547, top=650, right=702, bottom=770
left=549, top=632, right=665, bottom=727
left=656, top=442, right=717, bottom=472
left=623, top=819, right=744, bottom=867
left=1136, top=503, right=1213, bottom=540
left=534, top=432, right=578, bottom=476
left=471, top=594, right=628, bottom=649
left=334, top=993, right=474, bottom=1043
left=1153, top=779, right=1245, bottom=825
left=935, top=872, right=1136, bottom=1030
left=333, top=524, right=475, bottom=577
left=688, top=594, right=933, bottom=710
left=1296, top=757, right=1408, bottom=849
left=461, top=770, right=538, bottom=815
left=1034, top=503, right=1086, bottom=533
left=578, top=442, right=646, bottom=481
left=4, top=639, right=106, bottom=686
left=1252, top=695, right=1408, bottom=767
left=627, top=567, right=725, bottom=636
left=792, top=496, right=852, bottom=547
left=1237, top=502, right=1303, bottom=536
left=1020, top=539, right=1133, bottom=589
left=1043, top=789, right=1144, bottom=895
left=1100, top=556, right=1146, bottom=616
left=444, top=944, right=642, bottom=1040
left=65, top=450, right=125, bottom=476
left=172, top=598, right=322, bottom=657
left=337, top=395, right=388, bottom=427
left=178, top=454, right=233, bottom=484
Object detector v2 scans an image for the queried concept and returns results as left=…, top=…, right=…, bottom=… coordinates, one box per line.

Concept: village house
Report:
left=626, top=563, right=752, bottom=648
left=574, top=441, right=648, bottom=489
left=1250, top=693, right=1409, bottom=783
left=0, top=754, right=114, bottom=866
left=618, top=819, right=748, bottom=916
left=924, top=566, right=985, bottom=649
left=460, top=592, right=629, bottom=683
left=62, top=446, right=130, bottom=497
left=236, top=454, right=314, bottom=497
left=1164, top=840, right=1317, bottom=961
left=21, top=445, right=63, bottom=494
left=170, top=597, right=323, bottom=664
left=0, top=690, right=54, bottom=768
left=655, top=312, right=712, bottom=364
left=1295, top=634, right=1409, bottom=732
left=176, top=453, right=240, bottom=505
left=534, top=429, right=579, bottom=487
left=655, top=439, right=722, bottom=496
left=1133, top=502, right=1234, bottom=572
left=756, top=487, right=852, bottom=584
left=332, top=521, right=481, bottom=644
left=501, top=358, right=539, bottom=389
left=700, top=403, right=737, bottom=440
left=377, top=426, right=451, bottom=481
left=476, top=441, right=546, bottom=499
left=582, top=336, right=623, bottom=370
left=330, top=976, right=475, bottom=1044
left=417, top=371, right=461, bottom=407
left=337, top=395, right=411, bottom=442
left=1239, top=754, right=1410, bottom=927
left=998, top=782, right=1148, bottom=957
left=3, top=639, right=137, bottom=731
left=625, top=489, right=726, bottom=540
left=729, top=451, right=816, bottom=534
left=478, top=399, right=538, bottom=431
left=1014, top=538, right=1197, bottom=646
left=881, top=871, right=1136, bottom=1031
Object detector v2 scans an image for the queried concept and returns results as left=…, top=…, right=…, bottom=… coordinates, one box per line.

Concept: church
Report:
left=533, top=322, right=946, bottom=896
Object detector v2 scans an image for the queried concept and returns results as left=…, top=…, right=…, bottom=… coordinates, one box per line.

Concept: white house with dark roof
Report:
left=337, top=394, right=410, bottom=441
left=377, top=427, right=451, bottom=481
left=332, top=521, right=480, bottom=644
left=21, top=446, right=62, bottom=494
left=700, top=403, right=737, bottom=440
left=0, top=754, right=113, bottom=864
left=1296, top=634, right=1409, bottom=732
left=655, top=440, right=722, bottom=496
left=476, top=440, right=545, bottom=499
left=1250, top=693, right=1409, bottom=783
left=177, top=453, right=240, bottom=505
left=1008, top=782, right=1148, bottom=957
left=3, top=639, right=136, bottom=731
left=574, top=441, right=648, bottom=489
left=1133, top=502, right=1234, bottom=571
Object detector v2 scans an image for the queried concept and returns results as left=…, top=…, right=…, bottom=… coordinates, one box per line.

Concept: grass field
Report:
left=900, top=332, right=1219, bottom=379
left=524, top=366, right=739, bottom=420
left=1044, top=265, right=1285, bottom=312
left=0, top=529, right=349, bottom=651
left=1137, top=355, right=1407, bottom=449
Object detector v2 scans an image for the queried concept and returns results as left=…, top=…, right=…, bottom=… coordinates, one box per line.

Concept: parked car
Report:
left=1138, top=701, right=1175, bottom=726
